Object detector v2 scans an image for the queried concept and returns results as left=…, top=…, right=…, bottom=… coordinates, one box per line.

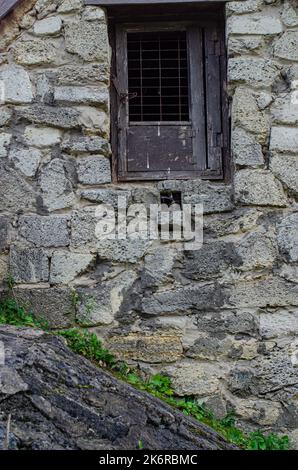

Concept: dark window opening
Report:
left=127, top=31, right=190, bottom=122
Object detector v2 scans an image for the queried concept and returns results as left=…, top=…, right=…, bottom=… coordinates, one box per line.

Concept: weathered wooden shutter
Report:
left=115, top=21, right=224, bottom=181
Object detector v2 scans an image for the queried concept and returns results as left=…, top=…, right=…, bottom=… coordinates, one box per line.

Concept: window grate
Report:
left=127, top=31, right=190, bottom=122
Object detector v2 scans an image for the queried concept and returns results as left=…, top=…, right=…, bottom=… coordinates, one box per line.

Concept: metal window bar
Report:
left=127, top=31, right=190, bottom=122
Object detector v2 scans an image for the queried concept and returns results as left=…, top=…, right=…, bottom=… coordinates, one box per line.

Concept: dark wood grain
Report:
left=87, top=0, right=227, bottom=5
left=0, top=0, right=22, bottom=20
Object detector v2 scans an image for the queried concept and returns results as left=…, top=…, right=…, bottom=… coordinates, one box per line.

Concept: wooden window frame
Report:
left=108, top=4, right=229, bottom=182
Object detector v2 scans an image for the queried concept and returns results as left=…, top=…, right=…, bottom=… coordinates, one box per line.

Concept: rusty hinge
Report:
left=111, top=75, right=138, bottom=103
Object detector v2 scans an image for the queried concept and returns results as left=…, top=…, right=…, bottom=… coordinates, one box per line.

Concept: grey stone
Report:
left=274, top=31, right=298, bottom=61
left=17, top=106, right=80, bottom=130
left=62, top=135, right=110, bottom=155
left=0, top=163, right=36, bottom=212
left=83, top=6, right=106, bottom=21
left=77, top=106, right=109, bottom=135
left=65, top=20, right=108, bottom=62
left=272, top=95, right=298, bottom=126
left=260, top=311, right=298, bottom=339
left=232, top=128, right=264, bottom=167
left=228, top=35, right=265, bottom=55
left=13, top=288, right=75, bottom=328
left=0, top=65, right=33, bottom=104
left=53, top=64, right=109, bottom=86
left=227, top=0, right=263, bottom=15
left=39, top=159, right=76, bottom=212
left=13, top=39, right=58, bottom=66
left=54, top=86, right=109, bottom=107
left=163, top=361, right=226, bottom=397
left=9, top=247, right=49, bottom=283
left=281, top=1, right=298, bottom=27
left=9, top=147, right=41, bottom=177
left=227, top=278, right=298, bottom=308
left=33, top=17, right=62, bottom=36
left=228, top=12, right=283, bottom=35
left=229, top=367, right=256, bottom=397
left=19, top=215, right=70, bottom=247
left=0, top=107, right=12, bottom=127
left=80, top=188, right=131, bottom=208
left=277, top=212, right=298, bottom=262
left=142, top=283, right=226, bottom=315
left=0, top=216, right=9, bottom=252
left=0, top=325, right=235, bottom=450
left=77, top=156, right=111, bottom=185
left=97, top=239, right=151, bottom=264
left=50, top=252, right=94, bottom=284
left=204, top=209, right=261, bottom=238
left=142, top=247, right=176, bottom=287
left=57, top=0, right=83, bottom=13
left=232, top=87, right=269, bottom=143
left=179, top=181, right=234, bottom=214
left=270, top=127, right=298, bottom=154
left=0, top=133, right=11, bottom=158
left=71, top=207, right=97, bottom=250
left=23, top=126, right=62, bottom=148
left=229, top=58, right=279, bottom=87
left=76, top=270, right=137, bottom=326
left=234, top=169, right=287, bottom=207
left=181, top=241, right=241, bottom=281
left=236, top=232, right=276, bottom=271
left=270, top=154, right=298, bottom=195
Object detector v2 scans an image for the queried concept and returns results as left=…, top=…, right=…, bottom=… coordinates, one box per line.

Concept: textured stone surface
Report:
left=277, top=213, right=298, bottom=263
left=39, top=159, right=76, bottom=212
left=0, top=133, right=11, bottom=158
left=229, top=58, right=279, bottom=87
left=0, top=163, right=35, bottom=212
left=65, top=20, right=108, bottom=62
left=236, top=232, right=276, bottom=271
left=0, top=217, right=9, bottom=253
left=17, top=105, right=80, bottom=130
left=23, top=126, right=62, bottom=148
left=19, top=215, right=70, bottom=248
left=77, top=156, right=111, bottom=185
left=50, top=252, right=94, bottom=284
left=234, top=169, right=287, bottom=207
left=13, top=39, right=58, bottom=66
left=270, top=127, right=298, bottom=154
left=9, top=147, right=41, bottom=177
left=260, top=310, right=298, bottom=339
left=0, top=65, right=33, bottom=104
left=228, top=12, right=283, bottom=35
left=97, top=240, right=151, bottom=264
left=274, top=31, right=298, bottom=61
left=62, top=135, right=110, bottom=154
left=13, top=288, right=75, bottom=328
left=54, top=86, right=109, bottom=107
left=232, top=128, right=264, bottom=167
left=33, top=17, right=62, bottom=36
left=0, top=326, right=235, bottom=450
left=270, top=154, right=298, bottom=195
left=9, top=247, right=49, bottom=283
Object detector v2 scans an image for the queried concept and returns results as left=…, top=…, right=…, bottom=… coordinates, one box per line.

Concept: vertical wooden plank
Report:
left=115, top=24, right=129, bottom=179
left=204, top=24, right=223, bottom=174
left=188, top=25, right=207, bottom=172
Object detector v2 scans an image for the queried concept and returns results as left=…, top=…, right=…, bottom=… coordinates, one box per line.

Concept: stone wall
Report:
left=0, top=0, right=298, bottom=446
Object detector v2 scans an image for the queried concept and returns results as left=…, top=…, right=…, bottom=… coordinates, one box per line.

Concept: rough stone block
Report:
left=53, top=64, right=109, bottom=86
left=19, top=215, right=70, bottom=247
left=142, top=247, right=176, bottom=287
left=277, top=212, right=298, bottom=262
left=234, top=169, right=287, bottom=207
left=77, top=106, right=109, bottom=135
left=9, top=247, right=49, bottom=283
left=39, top=159, right=76, bottom=212
left=54, top=86, right=109, bottom=107
left=0, top=216, right=9, bottom=252
left=57, top=0, right=83, bottom=13
left=270, top=127, right=298, bottom=154
left=13, top=39, right=58, bottom=66
left=62, top=135, right=110, bottom=155
left=80, top=188, right=131, bottom=208
left=33, top=17, right=62, bottom=36
left=163, top=360, right=226, bottom=396
left=260, top=310, right=298, bottom=339
left=178, top=181, right=234, bottom=214
left=227, top=0, right=263, bottom=15
left=76, top=270, right=137, bottom=326
left=71, top=207, right=97, bottom=250
left=9, top=147, right=41, bottom=177
left=0, top=133, right=12, bottom=158
left=274, top=31, right=298, bottom=61
left=232, top=128, right=264, bottom=167
left=77, top=156, right=111, bottom=185
left=65, top=20, right=108, bottom=62
left=107, top=330, right=183, bottom=363
left=236, top=232, right=276, bottom=271
left=229, top=58, right=279, bottom=87
left=228, top=12, right=283, bottom=35
left=97, top=239, right=151, bottom=263
left=0, top=65, right=33, bottom=104
left=142, top=283, right=226, bottom=316
left=17, top=105, right=80, bottom=130
left=50, top=252, right=94, bottom=284
left=272, top=95, right=298, bottom=126
left=270, top=154, right=298, bottom=195
left=13, top=287, right=75, bottom=328
left=0, top=107, right=12, bottom=127
left=0, top=163, right=35, bottom=212
left=281, top=0, right=298, bottom=27
left=23, top=126, right=62, bottom=148
left=0, top=255, right=8, bottom=282
left=204, top=209, right=261, bottom=238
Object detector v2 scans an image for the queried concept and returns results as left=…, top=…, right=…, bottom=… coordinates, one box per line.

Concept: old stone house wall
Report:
left=0, top=0, right=298, bottom=445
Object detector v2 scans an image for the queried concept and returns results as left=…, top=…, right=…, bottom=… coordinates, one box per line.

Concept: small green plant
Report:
left=58, top=328, right=116, bottom=367
left=0, top=298, right=45, bottom=328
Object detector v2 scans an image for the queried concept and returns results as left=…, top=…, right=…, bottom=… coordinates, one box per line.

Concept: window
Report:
left=107, top=3, right=228, bottom=181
